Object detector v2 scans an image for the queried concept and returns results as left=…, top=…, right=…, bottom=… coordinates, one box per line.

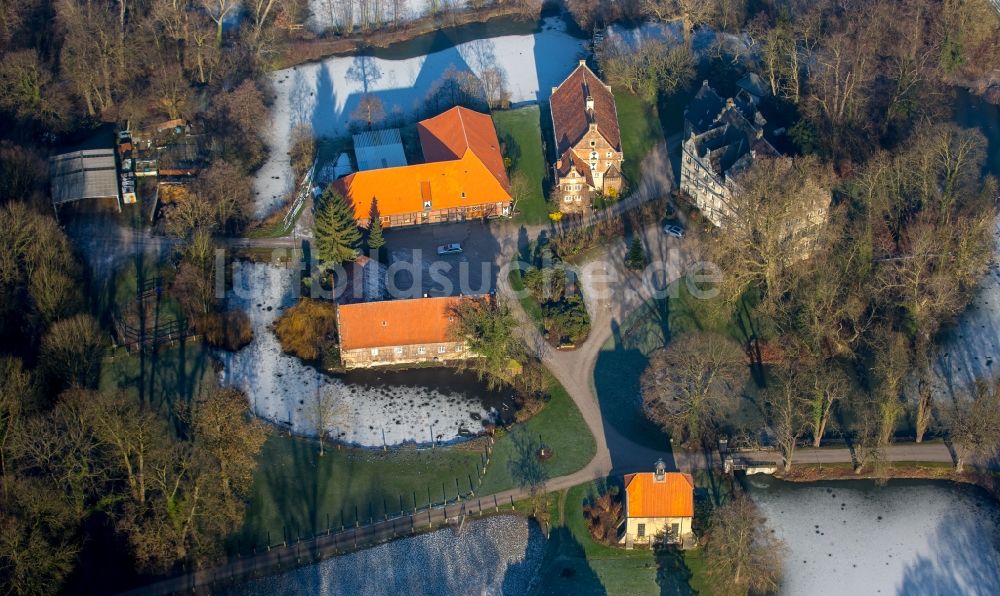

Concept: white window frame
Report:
left=417, top=346, right=426, bottom=354
left=437, top=346, right=447, bottom=354
left=370, top=348, right=379, bottom=356
left=394, top=346, right=403, bottom=354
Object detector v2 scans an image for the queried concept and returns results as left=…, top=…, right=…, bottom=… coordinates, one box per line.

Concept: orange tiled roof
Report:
left=623, top=472, right=694, bottom=518
left=337, top=295, right=477, bottom=351
left=550, top=62, right=621, bottom=156
left=334, top=107, right=511, bottom=219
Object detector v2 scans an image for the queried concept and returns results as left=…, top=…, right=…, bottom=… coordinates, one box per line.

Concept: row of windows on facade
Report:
left=368, top=344, right=464, bottom=356
left=635, top=522, right=681, bottom=538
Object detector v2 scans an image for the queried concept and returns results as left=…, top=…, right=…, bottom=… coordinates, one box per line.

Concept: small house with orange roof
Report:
left=550, top=60, right=624, bottom=213
left=336, top=295, right=481, bottom=368
left=334, top=106, right=511, bottom=228
left=621, top=460, right=695, bottom=547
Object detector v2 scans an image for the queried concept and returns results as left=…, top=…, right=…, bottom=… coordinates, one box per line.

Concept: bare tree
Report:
left=640, top=0, right=715, bottom=48
left=199, top=0, right=239, bottom=46
left=350, top=94, right=385, bottom=130
left=805, top=362, right=849, bottom=447
left=946, top=379, right=1000, bottom=473
left=308, top=385, right=348, bottom=456
left=710, top=156, right=833, bottom=309
left=703, top=496, right=785, bottom=594
left=640, top=331, right=748, bottom=446
left=763, top=367, right=809, bottom=471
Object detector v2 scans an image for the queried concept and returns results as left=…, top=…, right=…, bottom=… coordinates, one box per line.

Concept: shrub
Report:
left=196, top=310, right=253, bottom=351
left=274, top=298, right=338, bottom=363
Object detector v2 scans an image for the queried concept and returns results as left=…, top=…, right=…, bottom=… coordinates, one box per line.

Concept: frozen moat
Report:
left=747, top=476, right=1000, bottom=596
left=219, top=261, right=514, bottom=447
left=229, top=515, right=545, bottom=595
left=253, top=16, right=585, bottom=214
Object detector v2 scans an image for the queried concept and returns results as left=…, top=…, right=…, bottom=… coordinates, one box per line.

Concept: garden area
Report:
left=531, top=480, right=719, bottom=596
left=493, top=105, right=550, bottom=224
left=508, top=241, right=591, bottom=347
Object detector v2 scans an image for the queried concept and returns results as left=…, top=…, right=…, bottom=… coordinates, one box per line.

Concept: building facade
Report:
left=550, top=61, right=624, bottom=212
left=680, top=80, right=777, bottom=226
left=621, top=461, right=695, bottom=547
left=336, top=295, right=480, bottom=368
left=334, top=107, right=511, bottom=228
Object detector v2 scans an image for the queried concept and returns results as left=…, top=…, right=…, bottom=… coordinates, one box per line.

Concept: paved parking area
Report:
left=382, top=221, right=507, bottom=298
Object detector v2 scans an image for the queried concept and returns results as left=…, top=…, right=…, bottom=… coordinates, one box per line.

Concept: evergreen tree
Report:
left=625, top=236, right=647, bottom=270
left=366, top=197, right=385, bottom=253
left=314, top=186, right=361, bottom=267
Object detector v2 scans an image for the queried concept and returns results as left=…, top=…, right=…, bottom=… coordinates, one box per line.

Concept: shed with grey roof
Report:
left=352, top=128, right=407, bottom=171
left=50, top=148, right=121, bottom=210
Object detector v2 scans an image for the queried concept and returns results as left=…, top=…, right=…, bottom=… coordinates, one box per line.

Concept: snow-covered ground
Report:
left=604, top=20, right=747, bottom=55
left=306, top=0, right=434, bottom=33
left=218, top=261, right=497, bottom=447
left=254, top=16, right=585, bottom=214
left=933, top=221, right=1000, bottom=399
left=230, top=515, right=545, bottom=595
left=749, top=477, right=1000, bottom=595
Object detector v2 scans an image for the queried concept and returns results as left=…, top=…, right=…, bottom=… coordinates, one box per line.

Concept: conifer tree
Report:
left=366, top=197, right=385, bottom=252
left=314, top=186, right=361, bottom=267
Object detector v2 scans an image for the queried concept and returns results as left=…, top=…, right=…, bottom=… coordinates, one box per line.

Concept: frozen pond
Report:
left=219, top=261, right=515, bottom=447
left=254, top=15, right=584, bottom=214
left=747, top=476, right=1000, bottom=596
left=229, top=515, right=545, bottom=595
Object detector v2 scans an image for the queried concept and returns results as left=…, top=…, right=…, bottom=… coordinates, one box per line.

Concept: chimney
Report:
left=726, top=98, right=735, bottom=110
left=586, top=95, right=595, bottom=112
left=579, top=59, right=587, bottom=67
left=654, top=458, right=666, bottom=482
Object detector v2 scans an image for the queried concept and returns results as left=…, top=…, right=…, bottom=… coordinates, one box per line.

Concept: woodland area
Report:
left=625, top=1, right=1000, bottom=483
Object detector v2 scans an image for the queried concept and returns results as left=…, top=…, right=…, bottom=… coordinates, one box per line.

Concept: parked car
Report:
left=663, top=224, right=685, bottom=238
left=436, top=243, right=463, bottom=255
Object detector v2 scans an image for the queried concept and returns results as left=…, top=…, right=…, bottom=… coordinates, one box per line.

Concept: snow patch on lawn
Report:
left=218, top=261, right=493, bottom=447
left=231, top=515, right=545, bottom=595
left=253, top=16, right=585, bottom=215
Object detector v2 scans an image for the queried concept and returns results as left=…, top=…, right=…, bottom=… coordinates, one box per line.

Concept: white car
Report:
left=663, top=224, right=685, bottom=238
left=436, top=243, right=463, bottom=255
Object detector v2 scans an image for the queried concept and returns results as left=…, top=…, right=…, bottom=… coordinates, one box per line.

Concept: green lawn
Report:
left=533, top=481, right=708, bottom=595
left=100, top=341, right=216, bottom=417
left=508, top=265, right=545, bottom=328
left=239, top=370, right=595, bottom=552
left=493, top=106, right=550, bottom=224
left=614, top=91, right=666, bottom=191
left=478, top=376, right=596, bottom=495
left=238, top=436, right=486, bottom=548
left=593, top=279, right=742, bottom=450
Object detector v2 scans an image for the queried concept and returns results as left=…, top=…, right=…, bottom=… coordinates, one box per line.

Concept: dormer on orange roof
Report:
left=623, top=467, right=695, bottom=518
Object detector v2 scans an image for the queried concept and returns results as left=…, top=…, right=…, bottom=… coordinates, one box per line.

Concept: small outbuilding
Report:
left=50, top=148, right=121, bottom=212
left=352, top=128, right=407, bottom=171
left=621, top=460, right=695, bottom=547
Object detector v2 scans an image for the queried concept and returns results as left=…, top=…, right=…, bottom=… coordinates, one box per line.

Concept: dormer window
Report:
left=423, top=200, right=431, bottom=210
left=590, top=151, right=598, bottom=160
left=460, top=192, right=466, bottom=198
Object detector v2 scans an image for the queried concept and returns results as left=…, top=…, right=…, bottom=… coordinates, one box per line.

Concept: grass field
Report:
left=100, top=342, right=216, bottom=417
left=614, top=91, right=666, bottom=191
left=493, top=106, right=550, bottom=224
left=533, top=481, right=711, bottom=595
left=238, top=370, right=595, bottom=551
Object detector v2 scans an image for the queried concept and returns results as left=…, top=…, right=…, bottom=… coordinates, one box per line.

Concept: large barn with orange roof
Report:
left=621, top=460, right=695, bottom=547
left=336, top=295, right=483, bottom=368
left=334, top=107, right=512, bottom=228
